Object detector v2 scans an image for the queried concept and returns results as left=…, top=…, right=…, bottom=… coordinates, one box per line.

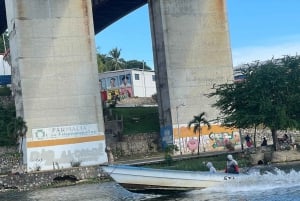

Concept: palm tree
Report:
left=188, top=112, right=211, bottom=155
left=7, top=116, right=27, bottom=163
left=107, top=47, right=125, bottom=71
left=15, top=117, right=28, bottom=154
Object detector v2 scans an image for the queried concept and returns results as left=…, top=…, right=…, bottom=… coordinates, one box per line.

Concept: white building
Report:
left=98, top=69, right=156, bottom=102
left=0, top=54, right=11, bottom=85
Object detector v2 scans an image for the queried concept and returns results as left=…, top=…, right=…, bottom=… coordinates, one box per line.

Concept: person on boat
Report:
left=225, top=154, right=239, bottom=174
left=206, top=162, right=217, bottom=173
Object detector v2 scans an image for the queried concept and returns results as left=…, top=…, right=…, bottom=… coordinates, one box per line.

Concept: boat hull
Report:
left=102, top=165, right=235, bottom=194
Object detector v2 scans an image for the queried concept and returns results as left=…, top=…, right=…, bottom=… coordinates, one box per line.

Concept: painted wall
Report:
left=26, top=124, right=106, bottom=171
left=173, top=125, right=241, bottom=154
left=98, top=69, right=156, bottom=102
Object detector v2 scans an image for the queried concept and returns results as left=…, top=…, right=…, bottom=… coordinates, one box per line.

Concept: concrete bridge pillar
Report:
left=5, top=0, right=106, bottom=171
left=149, top=0, right=236, bottom=151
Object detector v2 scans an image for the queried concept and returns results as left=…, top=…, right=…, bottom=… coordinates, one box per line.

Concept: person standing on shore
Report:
left=261, top=137, right=267, bottom=146
left=245, top=134, right=253, bottom=148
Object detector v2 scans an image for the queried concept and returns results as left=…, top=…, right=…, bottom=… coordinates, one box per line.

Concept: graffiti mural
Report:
left=173, top=125, right=241, bottom=155
left=119, top=74, right=131, bottom=88
left=107, top=76, right=119, bottom=89
left=99, top=74, right=133, bottom=103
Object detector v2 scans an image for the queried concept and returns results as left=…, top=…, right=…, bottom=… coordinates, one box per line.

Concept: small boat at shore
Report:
left=102, top=165, right=237, bottom=194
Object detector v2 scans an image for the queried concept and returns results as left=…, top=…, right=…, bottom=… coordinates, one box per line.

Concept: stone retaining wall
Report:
left=0, top=147, right=19, bottom=175
left=105, top=132, right=161, bottom=159
left=0, top=165, right=108, bottom=192
left=0, top=132, right=161, bottom=192
left=249, top=147, right=300, bottom=165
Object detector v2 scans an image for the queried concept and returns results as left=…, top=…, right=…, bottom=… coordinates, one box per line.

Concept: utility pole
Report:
left=176, top=103, right=185, bottom=155
left=142, top=60, right=146, bottom=96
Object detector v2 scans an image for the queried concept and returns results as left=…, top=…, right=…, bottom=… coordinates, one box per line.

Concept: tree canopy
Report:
left=209, top=55, right=300, bottom=151
left=96, top=47, right=152, bottom=73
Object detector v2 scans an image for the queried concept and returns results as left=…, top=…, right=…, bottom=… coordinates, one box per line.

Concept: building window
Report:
left=152, top=75, right=155, bottom=81
left=134, top=74, right=140, bottom=80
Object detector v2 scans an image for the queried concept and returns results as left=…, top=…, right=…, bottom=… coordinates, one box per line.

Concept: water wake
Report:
left=199, top=167, right=300, bottom=193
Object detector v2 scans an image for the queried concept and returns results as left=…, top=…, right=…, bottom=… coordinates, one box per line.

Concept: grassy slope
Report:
left=111, top=107, right=160, bottom=135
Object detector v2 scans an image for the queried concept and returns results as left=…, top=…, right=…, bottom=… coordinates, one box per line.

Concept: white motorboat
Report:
left=102, top=165, right=237, bottom=194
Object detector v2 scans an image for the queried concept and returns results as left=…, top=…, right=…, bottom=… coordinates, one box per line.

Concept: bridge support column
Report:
left=5, top=0, right=106, bottom=171
left=149, top=0, right=237, bottom=152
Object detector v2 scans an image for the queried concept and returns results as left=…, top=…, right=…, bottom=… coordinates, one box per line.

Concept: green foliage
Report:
left=0, top=86, right=11, bottom=96
left=110, top=107, right=160, bottom=135
left=7, top=116, right=27, bottom=153
left=106, top=47, right=125, bottom=71
left=96, top=53, right=107, bottom=73
left=0, top=31, right=9, bottom=53
left=0, top=94, right=28, bottom=147
left=163, top=144, right=178, bottom=166
left=0, top=103, right=16, bottom=146
left=96, top=47, right=153, bottom=73
left=146, top=153, right=250, bottom=171
left=126, top=60, right=152, bottom=70
left=209, top=55, right=300, bottom=151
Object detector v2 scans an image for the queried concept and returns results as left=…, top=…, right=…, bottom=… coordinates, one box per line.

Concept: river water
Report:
left=1, top=164, right=300, bottom=201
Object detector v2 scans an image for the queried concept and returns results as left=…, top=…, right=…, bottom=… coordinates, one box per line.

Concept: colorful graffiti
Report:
left=187, top=139, right=198, bottom=153
left=173, top=125, right=241, bottom=154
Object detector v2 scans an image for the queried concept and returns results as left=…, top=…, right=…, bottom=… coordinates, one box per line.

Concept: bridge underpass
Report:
left=0, top=0, right=147, bottom=34
left=2, top=0, right=236, bottom=171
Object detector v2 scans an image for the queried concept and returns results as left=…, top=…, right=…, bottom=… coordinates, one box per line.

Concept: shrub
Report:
left=70, top=160, right=81, bottom=167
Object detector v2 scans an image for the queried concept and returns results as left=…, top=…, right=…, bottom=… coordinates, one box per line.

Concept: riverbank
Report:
left=0, top=165, right=108, bottom=192
left=0, top=149, right=299, bottom=192
left=115, top=148, right=300, bottom=167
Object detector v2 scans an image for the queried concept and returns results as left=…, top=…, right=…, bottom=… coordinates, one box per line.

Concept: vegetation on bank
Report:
left=107, top=107, right=160, bottom=135
left=96, top=47, right=152, bottom=73
left=209, top=55, right=300, bottom=151
left=0, top=87, right=18, bottom=146
left=0, top=87, right=28, bottom=148
left=144, top=152, right=251, bottom=172
left=0, top=105, right=16, bottom=146
left=0, top=30, right=9, bottom=53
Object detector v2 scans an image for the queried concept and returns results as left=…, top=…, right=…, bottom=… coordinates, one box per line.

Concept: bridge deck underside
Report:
left=0, top=0, right=147, bottom=34
left=0, top=0, right=6, bottom=34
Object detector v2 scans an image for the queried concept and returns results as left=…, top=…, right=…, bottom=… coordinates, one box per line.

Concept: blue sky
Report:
left=95, top=0, right=300, bottom=68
